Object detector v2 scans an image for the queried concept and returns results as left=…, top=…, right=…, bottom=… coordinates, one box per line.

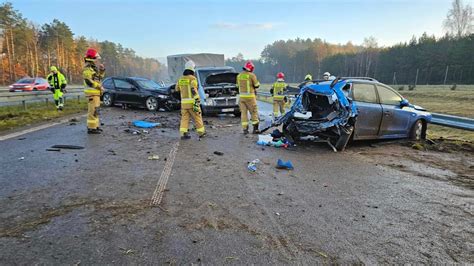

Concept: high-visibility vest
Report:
left=272, top=81, right=287, bottom=100
left=237, top=72, right=259, bottom=98
left=177, top=75, right=198, bottom=109
left=47, top=72, right=67, bottom=90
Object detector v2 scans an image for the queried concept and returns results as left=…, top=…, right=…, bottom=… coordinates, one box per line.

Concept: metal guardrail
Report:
left=0, top=87, right=84, bottom=108
left=431, top=113, right=474, bottom=131
left=256, top=91, right=474, bottom=131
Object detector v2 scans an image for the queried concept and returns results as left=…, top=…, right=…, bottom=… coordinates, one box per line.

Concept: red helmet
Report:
left=276, top=72, right=285, bottom=79
left=85, top=48, right=100, bottom=59
left=244, top=61, right=255, bottom=72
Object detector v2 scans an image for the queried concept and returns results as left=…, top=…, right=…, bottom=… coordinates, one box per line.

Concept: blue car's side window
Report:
left=353, top=83, right=378, bottom=103
left=377, top=86, right=402, bottom=105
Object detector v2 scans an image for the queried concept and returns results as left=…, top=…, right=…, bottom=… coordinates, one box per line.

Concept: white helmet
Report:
left=185, top=60, right=196, bottom=71
left=323, top=72, right=331, bottom=80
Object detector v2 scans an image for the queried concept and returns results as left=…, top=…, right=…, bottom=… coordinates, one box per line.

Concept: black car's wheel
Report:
left=146, top=96, right=158, bottom=111
left=102, top=93, right=114, bottom=107
left=409, top=119, right=425, bottom=141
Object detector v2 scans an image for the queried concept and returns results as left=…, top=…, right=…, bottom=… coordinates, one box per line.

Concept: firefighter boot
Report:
left=252, top=123, right=260, bottom=134
left=181, top=132, right=191, bottom=140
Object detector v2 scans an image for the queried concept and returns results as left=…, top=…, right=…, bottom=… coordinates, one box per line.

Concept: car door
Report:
left=377, top=85, right=411, bottom=138
left=113, top=78, right=140, bottom=104
left=351, top=82, right=383, bottom=140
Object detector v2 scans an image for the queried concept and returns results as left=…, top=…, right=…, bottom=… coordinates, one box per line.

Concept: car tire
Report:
left=282, top=120, right=299, bottom=143
left=409, top=119, right=426, bottom=141
left=146, top=96, right=158, bottom=112
left=233, top=110, right=241, bottom=117
left=102, top=93, right=114, bottom=107
left=33, top=88, right=38, bottom=91
left=333, top=125, right=354, bottom=151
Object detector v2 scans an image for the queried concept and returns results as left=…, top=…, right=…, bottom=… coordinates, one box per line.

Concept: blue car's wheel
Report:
left=409, top=119, right=425, bottom=140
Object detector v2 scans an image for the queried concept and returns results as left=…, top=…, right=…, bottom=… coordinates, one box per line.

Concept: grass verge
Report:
left=0, top=99, right=87, bottom=132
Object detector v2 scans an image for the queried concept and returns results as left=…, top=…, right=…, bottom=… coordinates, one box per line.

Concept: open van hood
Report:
left=205, top=72, right=238, bottom=85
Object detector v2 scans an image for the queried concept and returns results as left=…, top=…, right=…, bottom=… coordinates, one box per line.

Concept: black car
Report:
left=101, top=77, right=180, bottom=111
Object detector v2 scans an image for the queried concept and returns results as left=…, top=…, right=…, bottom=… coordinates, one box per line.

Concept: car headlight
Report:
left=8, top=85, right=13, bottom=88
left=24, top=85, right=32, bottom=88
left=206, top=98, right=215, bottom=105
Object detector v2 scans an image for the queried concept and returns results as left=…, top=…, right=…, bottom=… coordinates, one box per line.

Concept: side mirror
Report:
left=400, top=99, right=410, bottom=107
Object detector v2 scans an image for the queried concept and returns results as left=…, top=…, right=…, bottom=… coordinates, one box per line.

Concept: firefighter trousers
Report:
left=87, top=95, right=100, bottom=129
left=239, top=97, right=259, bottom=129
left=53, top=89, right=64, bottom=109
left=273, top=99, right=285, bottom=116
left=180, top=107, right=205, bottom=136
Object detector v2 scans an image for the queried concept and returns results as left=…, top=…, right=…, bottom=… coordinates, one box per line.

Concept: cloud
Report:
left=212, top=22, right=278, bottom=30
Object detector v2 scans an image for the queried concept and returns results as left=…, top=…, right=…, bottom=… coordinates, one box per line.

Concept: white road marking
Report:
left=150, top=141, right=179, bottom=206
left=0, top=114, right=87, bottom=141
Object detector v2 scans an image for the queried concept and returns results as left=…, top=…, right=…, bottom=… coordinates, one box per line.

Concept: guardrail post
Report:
left=22, top=100, right=26, bottom=110
left=77, top=95, right=80, bottom=103
left=45, top=98, right=49, bottom=107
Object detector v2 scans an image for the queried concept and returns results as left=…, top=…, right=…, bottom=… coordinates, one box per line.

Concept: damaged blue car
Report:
left=276, top=77, right=432, bottom=151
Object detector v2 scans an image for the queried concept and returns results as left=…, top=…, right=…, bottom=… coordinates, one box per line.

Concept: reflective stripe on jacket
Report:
left=272, top=81, right=287, bottom=100
left=237, top=71, right=260, bottom=98
left=47, top=72, right=67, bottom=90
left=176, top=75, right=199, bottom=109
left=83, top=63, right=102, bottom=96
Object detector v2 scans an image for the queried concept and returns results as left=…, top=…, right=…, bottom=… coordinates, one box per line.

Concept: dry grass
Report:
left=0, top=99, right=87, bottom=132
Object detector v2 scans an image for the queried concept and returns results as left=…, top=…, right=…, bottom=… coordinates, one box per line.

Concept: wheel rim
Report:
left=415, top=121, right=423, bottom=140
left=103, top=94, right=111, bottom=105
left=147, top=97, right=157, bottom=110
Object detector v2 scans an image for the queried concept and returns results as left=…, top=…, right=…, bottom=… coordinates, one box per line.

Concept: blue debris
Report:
left=276, top=159, right=294, bottom=170
left=133, top=120, right=161, bottom=128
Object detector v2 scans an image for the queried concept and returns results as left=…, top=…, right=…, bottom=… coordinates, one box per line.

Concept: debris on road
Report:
left=124, top=128, right=141, bottom=135
left=213, top=151, right=224, bottom=156
left=18, top=157, right=24, bottom=160
left=133, top=120, right=160, bottom=128
left=276, top=159, right=294, bottom=170
left=46, top=148, right=61, bottom=152
left=247, top=159, right=260, bottom=172
left=275, top=212, right=280, bottom=216
left=257, top=132, right=291, bottom=148
left=50, top=145, right=84, bottom=150
left=148, top=155, right=160, bottom=160
left=17, top=137, right=26, bottom=140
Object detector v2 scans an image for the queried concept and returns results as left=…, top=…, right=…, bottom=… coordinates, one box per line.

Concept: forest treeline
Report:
left=0, top=2, right=164, bottom=85
left=226, top=33, right=474, bottom=84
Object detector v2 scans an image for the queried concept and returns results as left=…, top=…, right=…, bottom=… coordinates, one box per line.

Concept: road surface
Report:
left=0, top=103, right=472, bottom=264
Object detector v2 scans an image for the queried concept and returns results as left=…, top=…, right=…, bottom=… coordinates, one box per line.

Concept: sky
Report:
left=11, top=0, right=453, bottom=62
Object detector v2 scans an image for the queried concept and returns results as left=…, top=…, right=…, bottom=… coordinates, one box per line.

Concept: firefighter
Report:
left=176, top=60, right=206, bottom=139
left=236, top=61, right=260, bottom=134
left=83, top=48, right=104, bottom=134
left=47, top=66, right=67, bottom=111
left=323, top=72, right=331, bottom=81
left=270, top=72, right=287, bottom=117
left=299, top=74, right=313, bottom=89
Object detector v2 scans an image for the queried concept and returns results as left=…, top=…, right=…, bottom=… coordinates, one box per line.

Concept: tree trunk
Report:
left=10, top=29, right=16, bottom=80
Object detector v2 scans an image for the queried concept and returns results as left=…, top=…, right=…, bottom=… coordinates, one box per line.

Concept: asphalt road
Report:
left=0, top=103, right=472, bottom=264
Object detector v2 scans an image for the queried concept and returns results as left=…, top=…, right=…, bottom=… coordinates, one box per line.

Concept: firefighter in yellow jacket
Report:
left=270, top=72, right=287, bottom=117
left=83, top=48, right=104, bottom=134
left=47, top=66, right=67, bottom=111
left=176, top=60, right=206, bottom=139
left=236, top=61, right=260, bottom=134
